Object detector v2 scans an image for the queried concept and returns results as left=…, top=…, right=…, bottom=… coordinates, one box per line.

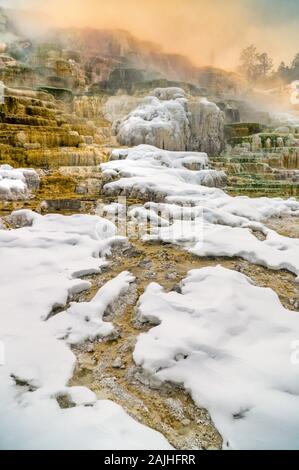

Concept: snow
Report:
left=152, top=87, right=186, bottom=100
left=0, top=400, right=171, bottom=450
left=192, top=224, right=299, bottom=277
left=49, top=271, right=135, bottom=344
left=1, top=127, right=298, bottom=448
left=102, top=145, right=298, bottom=220
left=101, top=141, right=299, bottom=448
left=102, top=145, right=226, bottom=201
left=102, top=142, right=299, bottom=449
left=134, top=266, right=299, bottom=450
left=115, top=94, right=190, bottom=151
left=142, top=204, right=299, bottom=278
left=113, top=90, right=225, bottom=155
left=0, top=165, right=39, bottom=200
left=109, top=145, right=210, bottom=169
left=0, top=209, right=171, bottom=450
left=102, top=145, right=299, bottom=278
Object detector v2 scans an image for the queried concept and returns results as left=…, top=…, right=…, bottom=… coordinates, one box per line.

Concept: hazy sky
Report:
left=1, top=0, right=299, bottom=69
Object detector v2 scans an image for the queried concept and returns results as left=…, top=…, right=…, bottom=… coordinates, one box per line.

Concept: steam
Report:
left=0, top=0, right=298, bottom=69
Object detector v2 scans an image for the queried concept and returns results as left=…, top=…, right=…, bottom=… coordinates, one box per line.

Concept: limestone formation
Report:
left=73, top=96, right=106, bottom=119
left=21, top=168, right=40, bottom=192
left=0, top=164, right=39, bottom=200
left=211, top=125, right=299, bottom=197
left=152, top=87, right=185, bottom=100
left=102, top=144, right=227, bottom=202
left=0, top=85, right=113, bottom=170
left=115, top=94, right=190, bottom=152
left=114, top=88, right=225, bottom=156
left=187, top=98, right=225, bottom=156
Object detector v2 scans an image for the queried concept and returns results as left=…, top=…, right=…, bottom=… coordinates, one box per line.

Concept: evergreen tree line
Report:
left=239, top=45, right=299, bottom=85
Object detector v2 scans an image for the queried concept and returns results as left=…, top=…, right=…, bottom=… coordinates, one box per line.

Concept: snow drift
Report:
left=0, top=210, right=171, bottom=449
left=134, top=266, right=299, bottom=450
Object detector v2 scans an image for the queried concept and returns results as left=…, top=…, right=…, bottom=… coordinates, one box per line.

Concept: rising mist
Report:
left=1, top=0, right=299, bottom=70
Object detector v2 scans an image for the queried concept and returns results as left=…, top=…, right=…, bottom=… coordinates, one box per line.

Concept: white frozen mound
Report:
left=102, top=145, right=227, bottom=200
left=49, top=271, right=135, bottom=344
left=115, top=95, right=190, bottom=151
left=114, top=90, right=225, bottom=155
left=0, top=164, right=40, bottom=200
left=134, top=266, right=299, bottom=450
left=0, top=209, right=171, bottom=450
left=102, top=145, right=298, bottom=220
left=152, top=87, right=186, bottom=100
left=109, top=145, right=209, bottom=169
left=139, top=202, right=299, bottom=278
left=164, top=194, right=299, bottom=222
left=192, top=223, right=299, bottom=277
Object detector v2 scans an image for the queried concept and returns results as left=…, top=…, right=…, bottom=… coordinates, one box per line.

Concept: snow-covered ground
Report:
left=0, top=210, right=171, bottom=449
left=101, top=144, right=299, bottom=449
left=102, top=145, right=227, bottom=199
left=102, top=145, right=299, bottom=279
left=1, top=141, right=299, bottom=449
left=134, top=266, right=299, bottom=449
